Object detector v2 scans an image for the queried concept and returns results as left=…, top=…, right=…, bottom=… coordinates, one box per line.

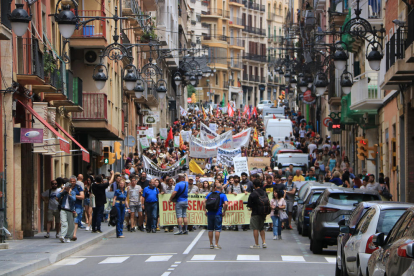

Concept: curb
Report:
left=1, top=228, right=116, bottom=276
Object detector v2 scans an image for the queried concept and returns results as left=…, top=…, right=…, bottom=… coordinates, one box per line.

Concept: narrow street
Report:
left=28, top=226, right=336, bottom=276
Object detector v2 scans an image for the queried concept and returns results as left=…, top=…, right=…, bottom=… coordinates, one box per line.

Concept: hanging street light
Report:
left=8, top=3, right=32, bottom=37
left=93, top=67, right=108, bottom=90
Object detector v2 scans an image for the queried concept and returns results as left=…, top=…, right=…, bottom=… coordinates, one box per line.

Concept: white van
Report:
left=262, top=107, right=285, bottom=116
left=265, top=119, right=293, bottom=142
left=263, top=114, right=287, bottom=127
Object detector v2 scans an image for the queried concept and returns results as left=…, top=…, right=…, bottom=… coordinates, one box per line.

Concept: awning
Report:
left=18, top=100, right=70, bottom=153
left=55, top=122, right=90, bottom=163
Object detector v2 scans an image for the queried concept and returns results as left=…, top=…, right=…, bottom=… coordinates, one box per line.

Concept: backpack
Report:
left=382, top=187, right=393, bottom=200
left=206, top=192, right=221, bottom=212
left=108, top=206, right=118, bottom=227
left=254, top=190, right=271, bottom=215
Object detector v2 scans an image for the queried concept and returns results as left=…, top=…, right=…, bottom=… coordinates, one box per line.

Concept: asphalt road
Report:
left=28, top=225, right=336, bottom=276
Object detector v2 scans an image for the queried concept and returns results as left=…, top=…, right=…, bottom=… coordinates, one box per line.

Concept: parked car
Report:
left=336, top=202, right=380, bottom=276
left=257, top=100, right=273, bottom=111
left=296, top=182, right=336, bottom=235
left=338, top=202, right=412, bottom=276
left=309, top=187, right=381, bottom=254
left=367, top=206, right=414, bottom=276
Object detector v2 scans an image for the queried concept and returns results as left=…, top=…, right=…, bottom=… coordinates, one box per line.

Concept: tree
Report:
left=187, top=84, right=196, bottom=98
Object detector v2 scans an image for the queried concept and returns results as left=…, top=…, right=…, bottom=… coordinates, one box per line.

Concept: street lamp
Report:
left=366, top=46, right=383, bottom=71
left=315, top=74, right=328, bottom=96
left=93, top=67, right=108, bottom=90
left=290, top=77, right=297, bottom=88
left=55, top=5, right=78, bottom=39
left=8, top=4, right=31, bottom=37
left=340, top=71, right=353, bottom=94
left=285, top=71, right=291, bottom=83
left=333, top=49, right=348, bottom=71
left=123, top=67, right=138, bottom=91
left=156, top=80, right=168, bottom=99
left=134, top=79, right=145, bottom=98
left=299, top=79, right=308, bottom=93
left=190, top=75, right=197, bottom=86
left=174, top=73, right=182, bottom=86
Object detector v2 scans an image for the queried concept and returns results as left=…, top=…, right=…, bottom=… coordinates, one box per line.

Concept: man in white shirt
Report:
left=308, top=140, right=317, bottom=155
left=299, top=126, right=306, bottom=138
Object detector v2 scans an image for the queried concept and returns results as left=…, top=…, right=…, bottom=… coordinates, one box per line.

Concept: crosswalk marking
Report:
left=325, top=257, right=336, bottom=263
left=146, top=255, right=173, bottom=262
left=54, top=258, right=86, bottom=266
left=191, top=255, right=216, bottom=261
left=161, top=273, right=171, bottom=276
left=281, top=256, right=306, bottom=262
left=237, top=255, right=260, bottom=261
left=99, top=257, right=129, bottom=264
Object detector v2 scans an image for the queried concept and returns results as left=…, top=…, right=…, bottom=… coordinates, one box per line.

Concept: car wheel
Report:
left=312, top=239, right=323, bottom=254
left=341, top=252, right=349, bottom=276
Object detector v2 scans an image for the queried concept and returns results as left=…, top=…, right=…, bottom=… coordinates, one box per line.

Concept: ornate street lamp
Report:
left=123, top=66, right=139, bottom=91
left=55, top=5, right=78, bottom=39
left=366, top=46, right=383, bottom=71
left=156, top=79, right=168, bottom=99
left=333, top=48, right=348, bottom=71
left=93, top=66, right=108, bottom=90
left=340, top=71, right=353, bottom=94
left=290, top=77, right=297, bottom=88
left=174, top=73, right=182, bottom=86
left=190, top=75, right=197, bottom=86
left=8, top=3, right=32, bottom=37
left=134, top=79, right=145, bottom=98
left=315, top=73, right=328, bottom=96
left=299, top=79, right=308, bottom=93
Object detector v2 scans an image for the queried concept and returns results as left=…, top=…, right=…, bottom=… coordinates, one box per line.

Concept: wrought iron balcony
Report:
left=73, top=93, right=107, bottom=121
left=202, top=8, right=223, bottom=17
left=72, top=10, right=107, bottom=39
left=16, top=38, right=44, bottom=85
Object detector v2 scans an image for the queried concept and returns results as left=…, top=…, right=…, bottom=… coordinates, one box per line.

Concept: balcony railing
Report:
left=201, top=22, right=210, bottom=28
left=243, top=73, right=249, bottom=81
left=223, top=10, right=230, bottom=18
left=254, top=75, right=259, bottom=82
left=350, top=71, right=381, bottom=110
left=219, top=35, right=229, bottom=43
left=261, top=76, right=266, bottom=83
left=229, top=17, right=243, bottom=25
left=18, top=38, right=44, bottom=79
left=406, top=10, right=414, bottom=51
left=202, top=8, right=223, bottom=16
left=202, top=34, right=212, bottom=40
left=230, top=37, right=243, bottom=47
left=122, top=0, right=146, bottom=28
left=229, top=60, right=242, bottom=68
left=73, top=10, right=106, bottom=38
left=385, top=28, right=405, bottom=71
left=242, top=0, right=248, bottom=7
left=72, top=93, right=107, bottom=120
left=223, top=81, right=229, bottom=89
left=244, top=53, right=267, bottom=62
left=230, top=0, right=243, bottom=3
left=260, top=4, right=265, bottom=11
left=191, top=20, right=197, bottom=25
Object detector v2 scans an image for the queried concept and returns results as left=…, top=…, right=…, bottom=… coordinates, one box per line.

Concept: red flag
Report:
left=227, top=102, right=234, bottom=117
left=252, top=107, right=258, bottom=117
left=165, top=127, right=173, bottom=147
left=273, top=114, right=276, bottom=119
left=216, top=106, right=220, bottom=118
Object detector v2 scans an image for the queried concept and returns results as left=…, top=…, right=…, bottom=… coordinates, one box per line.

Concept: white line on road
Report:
left=146, top=255, right=173, bottom=262
left=281, top=256, right=306, bottom=262
left=53, top=258, right=86, bottom=266
left=72, top=253, right=177, bottom=258
left=183, top=229, right=205, bottom=255
left=191, top=255, right=216, bottom=261
left=237, top=255, right=260, bottom=261
left=325, top=257, right=336, bottom=263
left=99, top=257, right=129, bottom=264
left=187, top=261, right=335, bottom=264
left=161, top=273, right=171, bottom=276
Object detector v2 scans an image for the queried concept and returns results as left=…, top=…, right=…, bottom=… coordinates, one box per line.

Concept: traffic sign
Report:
left=125, top=135, right=136, bottom=147
left=323, top=117, right=332, bottom=127
left=187, top=98, right=192, bottom=103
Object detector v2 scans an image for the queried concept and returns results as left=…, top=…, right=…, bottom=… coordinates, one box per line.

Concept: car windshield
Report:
left=310, top=193, right=322, bottom=203
left=377, top=209, right=407, bottom=234
left=327, top=193, right=379, bottom=205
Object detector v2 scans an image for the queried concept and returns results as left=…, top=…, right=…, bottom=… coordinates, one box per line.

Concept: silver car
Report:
left=309, top=187, right=381, bottom=254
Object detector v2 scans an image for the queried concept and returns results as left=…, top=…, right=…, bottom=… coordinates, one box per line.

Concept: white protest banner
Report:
left=209, top=123, right=217, bottom=132
left=232, top=128, right=251, bottom=148
left=189, top=131, right=233, bottom=158
left=258, top=136, right=265, bottom=147
left=199, top=122, right=218, bottom=141
left=217, top=147, right=242, bottom=166
left=140, top=137, right=150, bottom=149
left=146, top=128, right=154, bottom=139
left=180, top=106, right=187, bottom=116
left=234, top=157, right=249, bottom=176
left=181, top=130, right=191, bottom=143
left=142, top=155, right=188, bottom=179
left=174, top=136, right=180, bottom=147
left=160, top=128, right=168, bottom=140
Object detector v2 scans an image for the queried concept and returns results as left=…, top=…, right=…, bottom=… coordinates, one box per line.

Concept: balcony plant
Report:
left=140, top=28, right=157, bottom=43
left=43, top=48, right=58, bottom=84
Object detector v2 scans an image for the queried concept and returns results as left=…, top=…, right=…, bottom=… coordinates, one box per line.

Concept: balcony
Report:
left=329, top=0, right=348, bottom=25
left=223, top=81, right=230, bottom=89
left=349, top=71, right=382, bottom=110
left=201, top=22, right=210, bottom=28
left=229, top=37, right=243, bottom=48
left=261, top=76, right=266, bottom=83
left=314, top=0, right=326, bottom=12
left=223, top=10, right=230, bottom=19
left=16, top=38, right=44, bottom=86
left=244, top=53, right=266, bottom=62
left=73, top=93, right=120, bottom=140
left=229, top=17, right=243, bottom=27
left=350, top=0, right=381, bottom=28
left=243, top=73, right=249, bottom=81
left=201, top=8, right=223, bottom=17
left=70, top=10, right=107, bottom=48
left=219, top=35, right=229, bottom=43
left=0, top=0, right=12, bottom=40
left=228, top=60, right=242, bottom=69
left=32, top=68, right=60, bottom=94
left=260, top=4, right=265, bottom=12
left=229, top=0, right=244, bottom=6
left=122, top=0, right=146, bottom=33
left=191, top=20, right=197, bottom=25
left=405, top=10, right=414, bottom=63
left=381, top=28, right=414, bottom=89
left=267, top=13, right=275, bottom=21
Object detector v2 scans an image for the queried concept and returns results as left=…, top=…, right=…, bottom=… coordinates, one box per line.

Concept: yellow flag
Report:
left=202, top=106, right=207, bottom=120
left=189, top=159, right=205, bottom=175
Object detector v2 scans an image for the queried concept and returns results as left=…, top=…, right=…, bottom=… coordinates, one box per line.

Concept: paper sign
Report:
left=258, top=136, right=264, bottom=147
left=140, top=137, right=150, bottom=149
left=174, top=136, right=180, bottom=147
left=234, top=157, right=249, bottom=176
left=181, top=131, right=191, bottom=143
left=160, top=128, right=168, bottom=140
left=217, top=147, right=242, bottom=166
left=248, top=157, right=271, bottom=170
left=209, top=123, right=217, bottom=132
left=146, top=128, right=154, bottom=139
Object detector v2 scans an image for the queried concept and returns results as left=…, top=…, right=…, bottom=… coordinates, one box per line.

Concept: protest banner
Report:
left=189, top=131, right=233, bottom=158
left=192, top=158, right=206, bottom=169
left=159, top=193, right=272, bottom=225
left=217, top=147, right=242, bottom=166
left=199, top=177, right=215, bottom=185
left=258, top=136, right=264, bottom=147
left=248, top=157, right=271, bottom=170
left=180, top=130, right=191, bottom=143
left=232, top=128, right=251, bottom=148
left=140, top=137, right=150, bottom=149
left=142, top=155, right=188, bottom=179
left=209, top=123, right=217, bottom=132
left=146, top=128, right=154, bottom=139
left=199, top=122, right=218, bottom=140
left=160, top=128, right=168, bottom=140
left=234, top=157, right=249, bottom=176
left=180, top=106, right=187, bottom=116
left=217, top=127, right=233, bottom=134
left=174, top=136, right=180, bottom=147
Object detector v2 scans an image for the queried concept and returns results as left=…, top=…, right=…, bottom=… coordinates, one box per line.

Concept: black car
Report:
left=298, top=190, right=324, bottom=236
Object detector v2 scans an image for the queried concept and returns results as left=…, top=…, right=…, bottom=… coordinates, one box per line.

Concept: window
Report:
left=216, top=74, right=218, bottom=85
left=377, top=209, right=407, bottom=235
left=196, top=14, right=201, bottom=22
left=358, top=208, right=376, bottom=234
left=327, top=193, right=380, bottom=205
left=348, top=204, right=368, bottom=228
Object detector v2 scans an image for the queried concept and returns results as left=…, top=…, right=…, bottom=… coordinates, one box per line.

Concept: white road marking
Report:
left=171, top=265, right=178, bottom=267
left=99, top=257, right=129, bottom=264
left=183, top=229, right=205, bottom=255
left=146, top=255, right=173, bottom=262
left=161, top=273, right=171, bottom=276
left=73, top=253, right=177, bottom=258
left=174, top=261, right=181, bottom=264
left=237, top=255, right=260, bottom=261
left=187, top=260, right=335, bottom=264
left=281, top=256, right=306, bottom=262
left=168, top=268, right=175, bottom=271
left=191, top=255, right=216, bottom=261
left=325, top=257, right=336, bottom=263
left=54, top=258, right=86, bottom=266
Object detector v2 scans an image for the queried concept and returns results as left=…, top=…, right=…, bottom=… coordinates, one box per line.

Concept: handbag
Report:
left=90, top=184, right=96, bottom=208
left=279, top=210, right=288, bottom=220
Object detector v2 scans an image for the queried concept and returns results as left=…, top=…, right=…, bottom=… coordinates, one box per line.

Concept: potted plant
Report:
left=44, top=48, right=57, bottom=84
left=140, top=28, right=157, bottom=43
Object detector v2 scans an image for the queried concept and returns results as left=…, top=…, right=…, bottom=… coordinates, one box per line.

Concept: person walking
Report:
left=70, top=175, right=84, bottom=241
left=57, top=181, right=77, bottom=243
left=204, top=183, right=228, bottom=249
left=127, top=176, right=143, bottom=232
left=41, top=180, right=61, bottom=238
left=247, top=180, right=269, bottom=249
left=169, top=173, right=189, bottom=235
left=284, top=175, right=297, bottom=230
left=113, top=179, right=129, bottom=238
left=142, top=179, right=159, bottom=233
left=91, top=175, right=110, bottom=233
left=83, top=176, right=93, bottom=231
left=270, top=189, right=286, bottom=240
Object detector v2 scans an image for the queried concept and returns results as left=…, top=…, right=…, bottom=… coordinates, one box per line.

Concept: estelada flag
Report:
left=202, top=106, right=207, bottom=120
left=242, top=105, right=248, bottom=116
left=165, top=127, right=173, bottom=147
left=252, top=106, right=258, bottom=117
left=227, top=102, right=234, bottom=117
left=179, top=132, right=184, bottom=150
left=253, top=127, right=259, bottom=145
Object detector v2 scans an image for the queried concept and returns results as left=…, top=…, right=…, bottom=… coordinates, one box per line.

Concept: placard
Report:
left=234, top=157, right=249, bottom=176
left=144, top=115, right=157, bottom=124
left=146, top=128, right=154, bottom=139
left=248, top=157, right=271, bottom=170
left=140, top=137, right=150, bottom=149
left=217, top=147, right=242, bottom=166
left=258, top=136, right=264, bottom=147
left=21, top=128, right=44, bottom=143
left=160, top=128, right=168, bottom=140
left=174, top=136, right=180, bottom=147
left=209, top=123, right=217, bottom=132
left=181, top=130, right=191, bottom=143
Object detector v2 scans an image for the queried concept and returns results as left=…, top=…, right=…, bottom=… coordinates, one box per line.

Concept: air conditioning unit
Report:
left=84, top=49, right=101, bottom=65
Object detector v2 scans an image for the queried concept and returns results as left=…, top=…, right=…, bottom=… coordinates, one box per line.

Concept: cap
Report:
left=125, top=179, right=131, bottom=183
left=281, top=177, right=286, bottom=180
left=64, top=182, right=71, bottom=188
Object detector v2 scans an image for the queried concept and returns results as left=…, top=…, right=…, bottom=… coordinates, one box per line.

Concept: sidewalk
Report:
left=0, top=225, right=116, bottom=276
